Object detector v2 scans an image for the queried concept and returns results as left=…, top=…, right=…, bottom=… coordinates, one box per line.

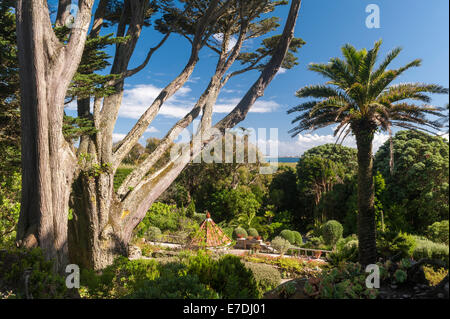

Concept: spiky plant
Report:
left=287, top=40, right=448, bottom=265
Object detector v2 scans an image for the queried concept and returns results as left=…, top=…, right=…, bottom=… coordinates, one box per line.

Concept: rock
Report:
left=390, top=284, right=398, bottom=289
left=128, top=245, right=142, bottom=259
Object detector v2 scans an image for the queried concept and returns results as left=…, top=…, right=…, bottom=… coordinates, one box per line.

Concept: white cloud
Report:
left=276, top=67, right=287, bottom=75
left=119, top=84, right=195, bottom=119
left=112, top=133, right=126, bottom=143
left=276, top=132, right=390, bottom=157
left=145, top=127, right=159, bottom=133
left=214, top=98, right=280, bottom=113
left=187, top=76, right=201, bottom=83
left=118, top=84, right=282, bottom=119
left=213, top=33, right=237, bottom=52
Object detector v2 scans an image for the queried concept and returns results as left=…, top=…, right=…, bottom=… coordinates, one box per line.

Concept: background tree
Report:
left=0, top=0, right=20, bottom=176
left=374, top=130, right=449, bottom=233
left=296, top=156, right=344, bottom=226
left=0, top=1, right=21, bottom=246
left=288, top=40, right=447, bottom=265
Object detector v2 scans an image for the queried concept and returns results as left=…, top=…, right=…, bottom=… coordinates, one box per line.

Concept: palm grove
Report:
left=0, top=0, right=448, bottom=277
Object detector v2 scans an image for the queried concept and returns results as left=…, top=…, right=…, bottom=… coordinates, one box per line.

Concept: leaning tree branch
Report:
left=111, top=0, right=226, bottom=169
left=120, top=0, right=303, bottom=236
left=116, top=16, right=250, bottom=197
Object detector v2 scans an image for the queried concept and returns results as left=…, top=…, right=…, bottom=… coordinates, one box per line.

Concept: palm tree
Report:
left=287, top=40, right=448, bottom=265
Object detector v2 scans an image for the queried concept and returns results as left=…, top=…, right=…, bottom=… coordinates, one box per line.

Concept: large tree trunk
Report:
left=355, top=129, right=377, bottom=266
left=15, top=0, right=93, bottom=273
left=68, top=173, right=127, bottom=270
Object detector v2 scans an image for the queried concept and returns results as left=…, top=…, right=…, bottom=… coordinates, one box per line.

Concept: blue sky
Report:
left=63, top=0, right=449, bottom=156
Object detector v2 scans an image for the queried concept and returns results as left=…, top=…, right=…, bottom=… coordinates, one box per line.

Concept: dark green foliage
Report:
left=304, top=263, right=378, bottom=299
left=321, top=220, right=343, bottom=246
left=134, top=202, right=199, bottom=239
left=301, top=144, right=358, bottom=177
left=326, top=236, right=359, bottom=266
left=376, top=231, right=416, bottom=259
left=296, top=155, right=346, bottom=228
left=426, top=220, right=449, bottom=245
left=0, top=2, right=20, bottom=179
left=0, top=248, right=69, bottom=298
left=244, top=262, right=281, bottom=296
left=238, top=35, right=305, bottom=71
left=268, top=166, right=298, bottom=216
left=62, top=115, right=97, bottom=142
left=374, top=130, right=449, bottom=233
left=279, top=229, right=296, bottom=245
left=113, top=167, right=134, bottom=191
left=209, top=186, right=261, bottom=224
left=184, top=251, right=259, bottom=299
left=233, top=227, right=248, bottom=239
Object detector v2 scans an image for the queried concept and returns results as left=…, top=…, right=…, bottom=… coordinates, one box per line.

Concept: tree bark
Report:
left=15, top=0, right=93, bottom=273
left=355, top=128, right=377, bottom=266
left=68, top=173, right=126, bottom=270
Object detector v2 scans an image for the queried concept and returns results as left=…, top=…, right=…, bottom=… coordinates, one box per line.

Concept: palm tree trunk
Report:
left=355, top=131, right=377, bottom=266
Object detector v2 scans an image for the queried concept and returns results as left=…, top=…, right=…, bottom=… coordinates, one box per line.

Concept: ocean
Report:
left=264, top=157, right=299, bottom=163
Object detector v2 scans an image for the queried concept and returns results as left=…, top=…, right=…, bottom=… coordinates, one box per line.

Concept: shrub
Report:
left=423, top=266, right=448, bottom=286
left=271, top=236, right=291, bottom=256
left=292, top=231, right=303, bottom=246
left=81, top=251, right=259, bottom=299
left=0, top=171, right=21, bottom=248
left=233, top=227, right=248, bottom=239
left=0, top=248, right=69, bottom=299
left=186, top=251, right=259, bottom=298
left=303, top=236, right=325, bottom=249
left=377, top=231, right=416, bottom=259
left=279, top=229, right=295, bottom=244
left=321, top=220, right=343, bottom=246
left=304, top=263, right=378, bottom=299
left=144, top=226, right=161, bottom=241
left=128, top=272, right=218, bottom=299
left=413, top=237, right=449, bottom=266
left=244, top=262, right=281, bottom=296
left=426, top=220, right=449, bottom=245
left=248, top=228, right=259, bottom=238
left=326, top=236, right=359, bottom=266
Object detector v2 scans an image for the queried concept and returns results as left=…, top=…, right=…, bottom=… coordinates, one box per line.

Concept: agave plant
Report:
left=288, top=40, right=448, bottom=265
